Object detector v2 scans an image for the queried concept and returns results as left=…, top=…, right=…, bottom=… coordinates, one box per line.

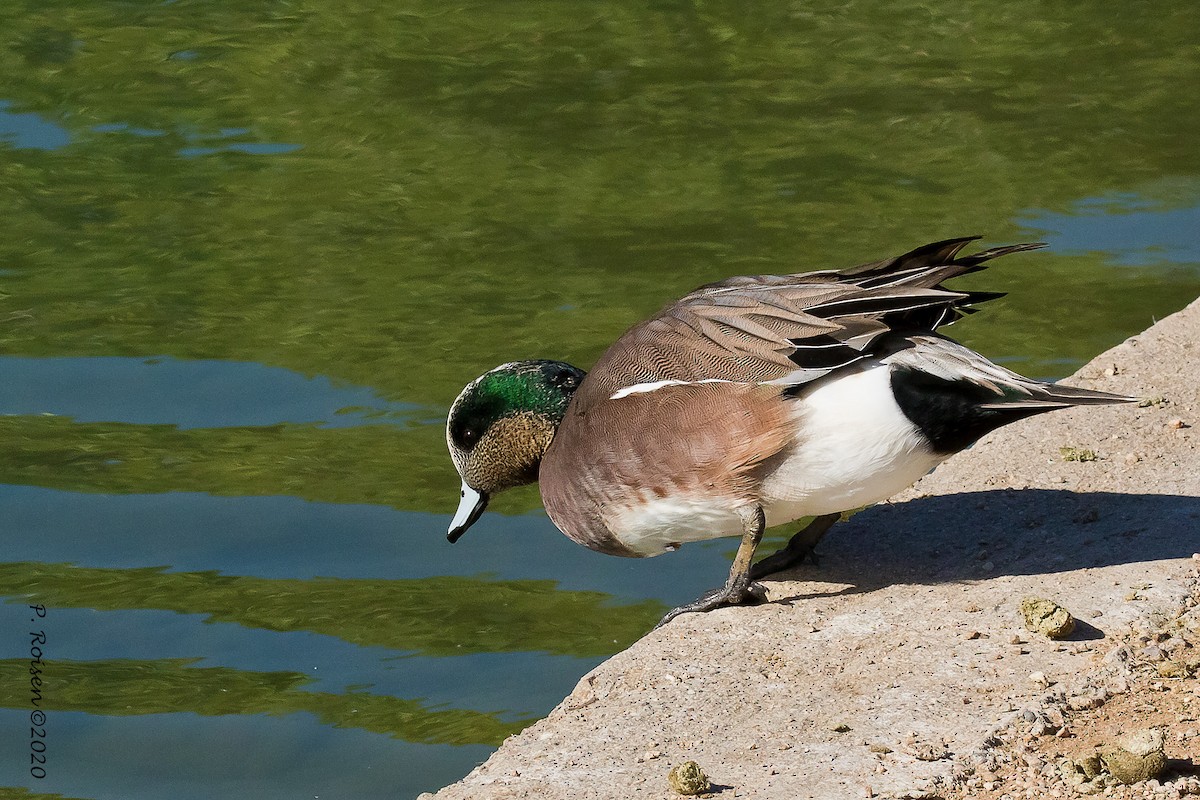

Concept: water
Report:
left=1, top=2, right=1198, bottom=797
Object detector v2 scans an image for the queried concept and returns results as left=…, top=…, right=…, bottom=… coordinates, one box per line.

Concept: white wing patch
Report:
left=609, top=378, right=739, bottom=400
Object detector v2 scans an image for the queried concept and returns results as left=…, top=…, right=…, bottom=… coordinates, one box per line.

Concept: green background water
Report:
left=1, top=2, right=1197, bottom=797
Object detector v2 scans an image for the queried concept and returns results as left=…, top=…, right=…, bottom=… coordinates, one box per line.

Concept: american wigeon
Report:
left=446, top=237, right=1131, bottom=625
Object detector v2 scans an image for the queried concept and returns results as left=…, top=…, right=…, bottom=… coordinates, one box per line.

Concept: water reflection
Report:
left=0, top=709, right=488, bottom=800
left=1, top=561, right=660, bottom=658
left=0, top=356, right=424, bottom=429
left=1020, top=190, right=1200, bottom=267
left=0, top=99, right=71, bottom=150
left=1, top=656, right=526, bottom=745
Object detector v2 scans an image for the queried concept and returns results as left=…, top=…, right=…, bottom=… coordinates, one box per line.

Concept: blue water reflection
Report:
left=28, top=605, right=593, bottom=719
left=1020, top=193, right=1200, bottom=266
left=0, top=483, right=727, bottom=600
left=0, top=709, right=482, bottom=800
left=179, top=142, right=303, bottom=157
left=0, top=476, right=727, bottom=798
left=0, top=356, right=424, bottom=429
left=0, top=99, right=72, bottom=150
left=88, top=120, right=302, bottom=157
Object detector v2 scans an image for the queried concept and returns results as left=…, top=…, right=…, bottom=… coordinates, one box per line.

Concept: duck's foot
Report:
left=747, top=513, right=840, bottom=582
left=656, top=578, right=768, bottom=628
left=656, top=505, right=767, bottom=629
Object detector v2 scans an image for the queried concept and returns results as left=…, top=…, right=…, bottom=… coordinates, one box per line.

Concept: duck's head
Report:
left=446, top=359, right=586, bottom=542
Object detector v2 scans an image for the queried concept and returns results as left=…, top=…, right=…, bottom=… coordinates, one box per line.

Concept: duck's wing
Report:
left=580, top=237, right=1040, bottom=403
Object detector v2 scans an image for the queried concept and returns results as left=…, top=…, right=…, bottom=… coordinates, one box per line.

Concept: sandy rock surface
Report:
left=428, top=298, right=1200, bottom=800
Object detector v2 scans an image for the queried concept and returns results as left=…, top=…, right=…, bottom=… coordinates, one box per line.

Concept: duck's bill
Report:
left=447, top=482, right=489, bottom=543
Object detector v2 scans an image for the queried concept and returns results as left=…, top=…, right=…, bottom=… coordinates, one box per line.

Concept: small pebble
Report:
left=1060, top=446, right=1098, bottom=462
left=1021, top=597, right=1076, bottom=639
left=667, top=761, right=711, bottom=796
left=1140, top=645, right=1165, bottom=661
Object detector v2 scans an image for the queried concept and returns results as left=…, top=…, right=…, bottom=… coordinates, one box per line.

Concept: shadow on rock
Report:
left=765, top=489, right=1200, bottom=593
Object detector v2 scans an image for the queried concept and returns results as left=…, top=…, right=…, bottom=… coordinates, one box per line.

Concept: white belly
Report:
left=607, top=493, right=746, bottom=557
left=759, top=363, right=943, bottom=526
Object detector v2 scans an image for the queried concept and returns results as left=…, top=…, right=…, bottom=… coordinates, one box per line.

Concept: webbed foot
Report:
left=656, top=505, right=767, bottom=629
left=655, top=578, right=768, bottom=628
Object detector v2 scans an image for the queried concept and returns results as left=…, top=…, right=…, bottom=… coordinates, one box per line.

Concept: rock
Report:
left=1068, top=692, right=1106, bottom=711
left=908, top=740, right=951, bottom=761
left=1100, top=728, right=1167, bottom=785
left=1161, top=636, right=1188, bottom=653
left=1060, top=446, right=1099, bottom=462
left=1140, top=644, right=1165, bottom=662
left=1157, top=659, right=1191, bottom=678
left=1021, top=597, right=1077, bottom=639
left=667, top=761, right=711, bottom=796
left=1078, top=753, right=1103, bottom=780
left=1059, top=756, right=1108, bottom=794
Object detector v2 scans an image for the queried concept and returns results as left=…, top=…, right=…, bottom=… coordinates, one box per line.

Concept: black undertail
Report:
left=889, top=366, right=1053, bottom=454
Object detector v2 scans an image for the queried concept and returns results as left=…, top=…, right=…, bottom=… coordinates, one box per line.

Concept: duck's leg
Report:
left=656, top=505, right=765, bottom=628
left=748, top=513, right=840, bottom=581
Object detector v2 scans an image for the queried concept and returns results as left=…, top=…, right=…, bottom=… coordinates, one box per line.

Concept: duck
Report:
left=445, top=236, right=1131, bottom=626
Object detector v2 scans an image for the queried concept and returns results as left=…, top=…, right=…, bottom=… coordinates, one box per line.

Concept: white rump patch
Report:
left=610, top=378, right=738, bottom=400
left=759, top=363, right=943, bottom=524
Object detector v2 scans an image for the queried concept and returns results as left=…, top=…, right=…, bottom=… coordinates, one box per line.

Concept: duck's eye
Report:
left=460, top=428, right=479, bottom=446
